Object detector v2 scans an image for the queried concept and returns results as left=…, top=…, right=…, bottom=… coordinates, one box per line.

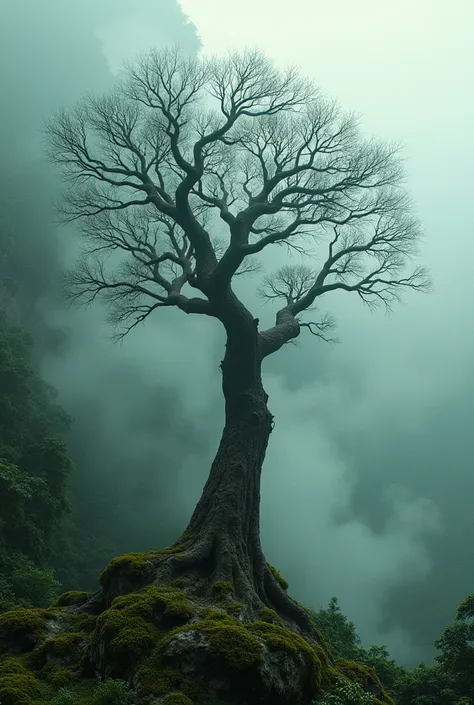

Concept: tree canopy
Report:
left=45, top=47, right=429, bottom=344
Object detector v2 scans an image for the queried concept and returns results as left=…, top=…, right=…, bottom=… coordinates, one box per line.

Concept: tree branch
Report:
left=46, top=47, right=429, bottom=344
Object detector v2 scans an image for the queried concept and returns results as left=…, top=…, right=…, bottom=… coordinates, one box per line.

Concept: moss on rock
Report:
left=161, top=611, right=263, bottom=671
left=157, top=609, right=344, bottom=703
left=70, top=612, right=97, bottom=635
left=247, top=619, right=336, bottom=693
left=92, top=585, right=195, bottom=669
left=171, top=578, right=187, bottom=589
left=0, top=607, right=56, bottom=654
left=40, top=662, right=76, bottom=688
left=211, top=581, right=234, bottom=598
left=137, top=662, right=202, bottom=700
left=200, top=608, right=229, bottom=621
left=0, top=548, right=392, bottom=705
left=52, top=591, right=91, bottom=608
left=0, top=656, right=26, bottom=675
left=99, top=541, right=192, bottom=591
left=0, top=657, right=41, bottom=705
left=335, top=658, right=395, bottom=705
left=258, top=608, right=283, bottom=624
left=30, top=631, right=86, bottom=668
left=99, top=552, right=157, bottom=589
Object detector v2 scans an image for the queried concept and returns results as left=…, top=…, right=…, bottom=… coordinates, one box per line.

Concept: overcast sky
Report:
left=1, top=0, right=473, bottom=668
left=176, top=0, right=474, bottom=665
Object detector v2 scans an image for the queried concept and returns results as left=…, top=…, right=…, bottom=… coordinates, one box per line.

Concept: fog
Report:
left=1, top=0, right=473, bottom=668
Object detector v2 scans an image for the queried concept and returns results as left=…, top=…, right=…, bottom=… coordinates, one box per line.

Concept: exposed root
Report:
left=143, top=532, right=327, bottom=649
left=262, top=564, right=322, bottom=641
left=80, top=525, right=327, bottom=663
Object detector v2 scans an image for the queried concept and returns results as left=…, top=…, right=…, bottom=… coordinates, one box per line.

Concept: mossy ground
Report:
left=0, top=553, right=393, bottom=705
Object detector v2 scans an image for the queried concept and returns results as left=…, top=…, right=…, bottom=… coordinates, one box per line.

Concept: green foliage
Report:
left=309, top=597, right=361, bottom=661
left=316, top=678, right=375, bottom=704
left=392, top=592, right=474, bottom=704
left=50, top=689, right=79, bottom=705
left=393, top=661, right=456, bottom=705
left=308, top=591, right=474, bottom=705
left=0, top=312, right=73, bottom=609
left=48, top=679, right=133, bottom=705
left=0, top=552, right=61, bottom=610
left=354, top=645, right=405, bottom=695
left=309, top=597, right=406, bottom=698
left=164, top=693, right=193, bottom=705
left=434, top=592, right=474, bottom=696
left=93, top=678, right=134, bottom=705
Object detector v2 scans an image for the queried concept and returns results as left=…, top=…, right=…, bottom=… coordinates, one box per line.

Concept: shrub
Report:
left=93, top=678, right=134, bottom=705
left=50, top=688, right=79, bottom=705
left=316, top=679, right=375, bottom=704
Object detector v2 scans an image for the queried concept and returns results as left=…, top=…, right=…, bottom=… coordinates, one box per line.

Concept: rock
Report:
left=161, top=625, right=316, bottom=705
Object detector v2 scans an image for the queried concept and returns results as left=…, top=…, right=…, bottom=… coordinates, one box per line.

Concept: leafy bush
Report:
left=0, top=552, right=61, bottom=610
left=93, top=678, right=134, bottom=705
left=51, top=688, right=79, bottom=705
left=316, top=679, right=374, bottom=704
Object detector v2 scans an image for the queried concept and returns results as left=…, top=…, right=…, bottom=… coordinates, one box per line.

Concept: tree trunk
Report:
left=165, top=302, right=316, bottom=634
left=173, top=306, right=269, bottom=589
left=181, top=328, right=272, bottom=600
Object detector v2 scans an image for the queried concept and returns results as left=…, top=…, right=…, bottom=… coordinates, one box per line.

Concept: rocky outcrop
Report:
left=0, top=553, right=394, bottom=705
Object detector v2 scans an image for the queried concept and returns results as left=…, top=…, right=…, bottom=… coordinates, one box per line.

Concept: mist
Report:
left=1, top=0, right=473, bottom=670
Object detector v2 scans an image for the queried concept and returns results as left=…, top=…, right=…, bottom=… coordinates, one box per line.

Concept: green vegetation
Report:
left=92, top=678, right=134, bottom=705
left=267, top=563, right=289, bottom=590
left=309, top=594, right=474, bottom=705
left=52, top=591, right=90, bottom=608
left=211, top=580, right=234, bottom=598
left=315, top=679, right=376, bottom=704
left=0, top=655, right=41, bottom=705
left=0, top=313, right=72, bottom=611
left=258, top=607, right=283, bottom=624
left=95, top=584, right=195, bottom=667
left=164, top=693, right=193, bottom=705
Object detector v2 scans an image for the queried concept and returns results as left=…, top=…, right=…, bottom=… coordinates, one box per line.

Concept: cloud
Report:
left=260, top=372, right=442, bottom=665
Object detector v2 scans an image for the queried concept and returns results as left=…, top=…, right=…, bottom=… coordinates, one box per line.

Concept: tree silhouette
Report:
left=45, top=47, right=429, bottom=634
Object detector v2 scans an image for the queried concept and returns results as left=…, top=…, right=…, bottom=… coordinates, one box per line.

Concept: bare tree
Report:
left=45, top=47, right=429, bottom=634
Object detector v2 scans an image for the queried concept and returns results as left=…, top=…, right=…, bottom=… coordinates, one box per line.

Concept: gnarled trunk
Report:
left=166, top=304, right=315, bottom=634
left=181, top=328, right=272, bottom=600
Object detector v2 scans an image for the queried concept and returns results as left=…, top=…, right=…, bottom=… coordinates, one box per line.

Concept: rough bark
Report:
left=152, top=298, right=317, bottom=636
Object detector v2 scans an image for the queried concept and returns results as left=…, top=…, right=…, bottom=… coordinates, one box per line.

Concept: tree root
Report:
left=144, top=531, right=327, bottom=649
